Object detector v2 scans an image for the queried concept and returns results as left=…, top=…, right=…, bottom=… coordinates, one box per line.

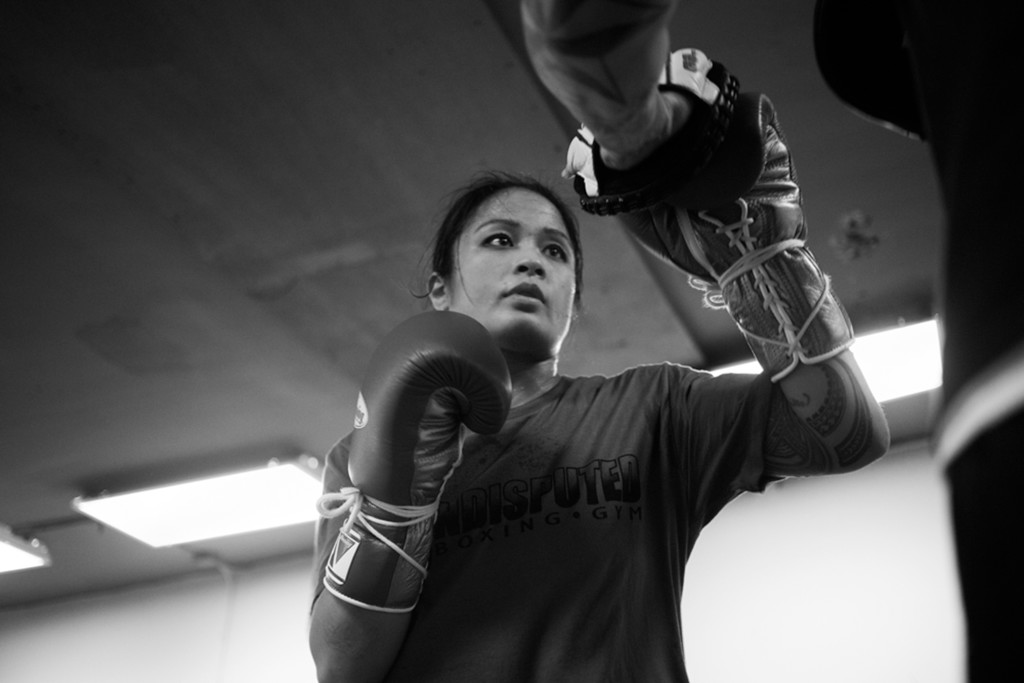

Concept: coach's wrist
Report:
left=600, top=91, right=695, bottom=170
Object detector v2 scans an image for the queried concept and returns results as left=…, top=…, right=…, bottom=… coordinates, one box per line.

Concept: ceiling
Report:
left=0, top=0, right=943, bottom=609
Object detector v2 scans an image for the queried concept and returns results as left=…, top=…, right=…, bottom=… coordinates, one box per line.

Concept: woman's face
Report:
left=429, top=187, right=577, bottom=362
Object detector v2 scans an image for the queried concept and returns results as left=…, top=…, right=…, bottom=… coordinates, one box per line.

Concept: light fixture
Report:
left=709, top=318, right=942, bottom=402
left=0, top=524, right=51, bottom=574
left=72, top=456, right=323, bottom=547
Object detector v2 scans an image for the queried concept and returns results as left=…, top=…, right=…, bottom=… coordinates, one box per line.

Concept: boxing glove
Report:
left=317, top=311, right=511, bottom=612
left=619, top=93, right=854, bottom=381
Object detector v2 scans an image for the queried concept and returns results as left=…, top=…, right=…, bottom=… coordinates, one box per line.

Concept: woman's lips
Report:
left=504, top=282, right=546, bottom=302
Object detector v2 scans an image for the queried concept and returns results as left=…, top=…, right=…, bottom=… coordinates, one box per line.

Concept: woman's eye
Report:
left=546, top=244, right=569, bottom=261
left=485, top=234, right=513, bottom=247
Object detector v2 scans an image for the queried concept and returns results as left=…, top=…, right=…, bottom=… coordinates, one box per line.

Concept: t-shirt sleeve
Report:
left=664, top=366, right=779, bottom=528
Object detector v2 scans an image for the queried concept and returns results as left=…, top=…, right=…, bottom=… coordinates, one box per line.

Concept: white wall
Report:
left=683, top=440, right=964, bottom=683
left=0, top=441, right=963, bottom=683
left=0, top=556, right=318, bottom=683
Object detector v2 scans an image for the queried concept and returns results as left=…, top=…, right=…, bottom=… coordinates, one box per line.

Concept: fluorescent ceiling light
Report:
left=0, top=525, right=51, bottom=574
left=709, top=319, right=942, bottom=402
left=72, top=459, right=322, bottom=547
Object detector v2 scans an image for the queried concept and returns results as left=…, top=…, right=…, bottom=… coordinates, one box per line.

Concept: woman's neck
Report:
left=503, top=353, right=560, bottom=408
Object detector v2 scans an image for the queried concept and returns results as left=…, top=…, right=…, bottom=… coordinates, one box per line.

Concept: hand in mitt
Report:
left=564, top=48, right=740, bottom=216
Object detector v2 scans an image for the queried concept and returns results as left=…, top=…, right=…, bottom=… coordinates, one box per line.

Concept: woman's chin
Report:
left=493, top=320, right=561, bottom=363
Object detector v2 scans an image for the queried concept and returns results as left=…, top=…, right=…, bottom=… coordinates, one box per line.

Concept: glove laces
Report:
left=317, top=487, right=438, bottom=578
left=681, top=198, right=831, bottom=380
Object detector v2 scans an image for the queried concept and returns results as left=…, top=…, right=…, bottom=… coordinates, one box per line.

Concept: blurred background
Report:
left=0, top=1, right=960, bottom=682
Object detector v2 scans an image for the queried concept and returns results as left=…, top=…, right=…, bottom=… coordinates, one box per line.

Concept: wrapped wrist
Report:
left=318, top=488, right=436, bottom=613
left=700, top=240, right=855, bottom=381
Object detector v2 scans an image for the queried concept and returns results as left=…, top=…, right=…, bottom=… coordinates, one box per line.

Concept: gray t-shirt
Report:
left=313, top=363, right=778, bottom=682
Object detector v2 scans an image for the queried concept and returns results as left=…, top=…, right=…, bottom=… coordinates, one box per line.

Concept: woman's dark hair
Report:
left=426, top=171, right=583, bottom=306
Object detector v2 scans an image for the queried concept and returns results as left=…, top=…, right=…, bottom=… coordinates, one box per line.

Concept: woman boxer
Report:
left=308, top=160, right=890, bottom=680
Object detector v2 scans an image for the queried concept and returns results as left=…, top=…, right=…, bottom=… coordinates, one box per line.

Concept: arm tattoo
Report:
left=765, top=389, right=834, bottom=475
left=834, top=371, right=875, bottom=467
left=804, top=364, right=843, bottom=436
left=765, top=361, right=877, bottom=474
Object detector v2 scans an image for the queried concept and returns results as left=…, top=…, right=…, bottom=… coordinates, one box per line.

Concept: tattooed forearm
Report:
left=765, top=387, right=836, bottom=475
left=765, top=358, right=887, bottom=475
left=803, top=363, right=843, bottom=436
left=808, top=361, right=878, bottom=467
left=834, top=373, right=875, bottom=467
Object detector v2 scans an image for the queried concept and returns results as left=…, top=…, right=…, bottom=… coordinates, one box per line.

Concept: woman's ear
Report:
left=427, top=273, right=449, bottom=311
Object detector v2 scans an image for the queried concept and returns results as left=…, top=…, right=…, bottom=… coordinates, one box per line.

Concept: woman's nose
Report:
left=515, top=259, right=545, bottom=278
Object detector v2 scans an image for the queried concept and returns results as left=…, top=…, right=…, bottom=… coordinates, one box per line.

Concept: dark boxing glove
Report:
left=615, top=92, right=855, bottom=381
left=316, top=311, right=511, bottom=612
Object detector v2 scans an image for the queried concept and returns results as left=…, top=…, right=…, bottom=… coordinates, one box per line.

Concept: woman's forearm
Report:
left=309, top=593, right=411, bottom=683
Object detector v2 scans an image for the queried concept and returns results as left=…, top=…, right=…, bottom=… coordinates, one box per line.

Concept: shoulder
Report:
left=573, top=361, right=704, bottom=387
left=603, top=363, right=773, bottom=422
left=558, top=362, right=713, bottom=407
